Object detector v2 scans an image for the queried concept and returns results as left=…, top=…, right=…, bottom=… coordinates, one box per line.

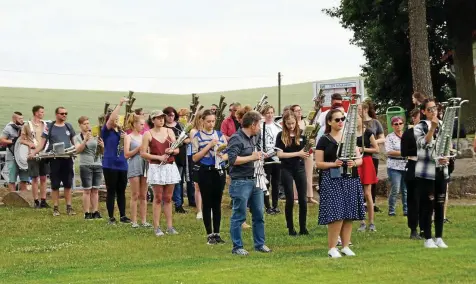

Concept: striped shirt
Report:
left=192, top=130, right=226, bottom=166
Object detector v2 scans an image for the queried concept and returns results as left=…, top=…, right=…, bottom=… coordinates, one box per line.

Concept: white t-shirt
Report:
left=260, top=121, right=281, bottom=161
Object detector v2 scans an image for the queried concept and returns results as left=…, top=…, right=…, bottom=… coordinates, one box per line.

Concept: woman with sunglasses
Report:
left=355, top=112, right=379, bottom=232
left=140, top=110, right=181, bottom=236
left=385, top=116, right=408, bottom=217
left=315, top=109, right=365, bottom=258
left=276, top=110, right=310, bottom=236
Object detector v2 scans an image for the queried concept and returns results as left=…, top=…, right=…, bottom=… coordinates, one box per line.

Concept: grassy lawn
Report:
left=0, top=194, right=475, bottom=284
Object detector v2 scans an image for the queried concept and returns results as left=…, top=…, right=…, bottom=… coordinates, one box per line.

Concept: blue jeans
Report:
left=229, top=179, right=265, bottom=250
left=387, top=168, right=408, bottom=214
left=173, top=166, right=184, bottom=207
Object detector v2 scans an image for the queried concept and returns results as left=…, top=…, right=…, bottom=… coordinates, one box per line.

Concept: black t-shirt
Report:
left=316, top=134, right=339, bottom=162
left=166, top=122, right=186, bottom=167
left=275, top=131, right=307, bottom=169
left=401, top=128, right=417, bottom=157
left=357, top=129, right=374, bottom=157
left=232, top=118, right=240, bottom=133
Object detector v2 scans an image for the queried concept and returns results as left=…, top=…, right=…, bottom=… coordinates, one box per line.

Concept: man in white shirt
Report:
left=316, top=93, right=344, bottom=129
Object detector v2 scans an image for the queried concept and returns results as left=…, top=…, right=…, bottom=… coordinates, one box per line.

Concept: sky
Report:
left=0, top=0, right=365, bottom=94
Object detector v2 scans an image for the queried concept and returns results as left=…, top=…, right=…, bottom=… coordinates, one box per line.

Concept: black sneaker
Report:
left=84, top=212, right=93, bottom=220
left=40, top=200, right=50, bottom=208
left=53, top=206, right=60, bottom=216
left=108, top=217, right=117, bottom=225
left=92, top=211, right=103, bottom=219
left=374, top=206, right=382, bottom=213
left=266, top=208, right=276, bottom=215
left=175, top=206, right=187, bottom=214
left=34, top=200, right=40, bottom=209
left=443, top=218, right=451, bottom=224
left=299, top=228, right=309, bottom=235
left=214, top=234, right=225, bottom=244
left=207, top=234, right=217, bottom=245
left=66, top=206, right=76, bottom=216
left=410, top=230, right=422, bottom=240
left=289, top=229, right=297, bottom=236
left=273, top=207, right=281, bottom=214
left=120, top=216, right=131, bottom=223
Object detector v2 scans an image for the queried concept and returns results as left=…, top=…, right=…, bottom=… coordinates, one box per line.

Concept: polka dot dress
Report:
left=318, top=169, right=366, bottom=225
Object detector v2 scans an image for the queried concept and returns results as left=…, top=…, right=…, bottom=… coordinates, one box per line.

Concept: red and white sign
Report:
left=313, top=77, right=365, bottom=112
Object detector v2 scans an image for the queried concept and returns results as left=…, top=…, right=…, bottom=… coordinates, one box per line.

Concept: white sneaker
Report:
left=328, top=247, right=342, bottom=258
left=340, top=246, right=356, bottom=256
left=131, top=222, right=139, bottom=228
left=435, top=238, right=448, bottom=248
left=424, top=238, right=438, bottom=248
left=196, top=212, right=203, bottom=219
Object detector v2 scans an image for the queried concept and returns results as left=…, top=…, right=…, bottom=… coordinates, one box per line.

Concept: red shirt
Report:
left=221, top=116, right=237, bottom=140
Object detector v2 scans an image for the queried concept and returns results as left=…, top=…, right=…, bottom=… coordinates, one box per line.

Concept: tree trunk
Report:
left=408, top=0, right=434, bottom=98
left=446, top=0, right=476, bottom=133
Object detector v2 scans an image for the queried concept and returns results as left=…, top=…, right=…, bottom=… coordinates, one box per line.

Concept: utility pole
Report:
left=278, top=72, right=282, bottom=113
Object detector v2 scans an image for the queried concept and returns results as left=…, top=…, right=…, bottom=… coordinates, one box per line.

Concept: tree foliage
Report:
left=324, top=0, right=455, bottom=114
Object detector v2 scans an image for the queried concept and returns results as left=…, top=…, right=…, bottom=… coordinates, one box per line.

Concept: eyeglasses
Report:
left=393, top=122, right=404, bottom=126
left=333, top=117, right=346, bottom=123
left=167, top=113, right=175, bottom=117
left=58, top=112, right=68, bottom=116
left=426, top=106, right=437, bottom=112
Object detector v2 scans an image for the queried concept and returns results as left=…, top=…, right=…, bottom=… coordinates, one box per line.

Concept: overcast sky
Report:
left=0, top=0, right=365, bottom=94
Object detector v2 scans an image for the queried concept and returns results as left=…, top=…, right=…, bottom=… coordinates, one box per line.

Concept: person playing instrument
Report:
left=275, top=110, right=310, bottom=236
left=188, top=112, right=203, bottom=219
left=227, top=110, right=272, bottom=255
left=20, top=106, right=50, bottom=207
left=361, top=101, right=385, bottom=213
left=30, top=107, right=76, bottom=216
left=291, top=104, right=318, bottom=204
left=401, top=108, right=424, bottom=239
left=385, top=116, right=408, bottom=218
left=74, top=116, right=104, bottom=220
left=315, top=109, right=365, bottom=258
left=124, top=114, right=150, bottom=228
left=355, top=110, right=379, bottom=232
left=221, top=102, right=241, bottom=142
left=414, top=99, right=449, bottom=248
left=140, top=110, right=181, bottom=236
left=260, top=105, right=282, bottom=215
left=164, top=106, right=190, bottom=214
left=102, top=98, right=131, bottom=224
left=0, top=111, right=29, bottom=192
left=192, top=109, right=227, bottom=245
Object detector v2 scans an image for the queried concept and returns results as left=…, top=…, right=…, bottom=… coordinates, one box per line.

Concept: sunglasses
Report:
left=333, top=117, right=346, bottom=123
left=426, top=106, right=437, bottom=112
left=58, top=112, right=68, bottom=116
left=393, top=122, right=404, bottom=126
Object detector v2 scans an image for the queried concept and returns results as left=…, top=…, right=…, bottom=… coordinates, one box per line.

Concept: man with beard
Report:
left=31, top=107, right=76, bottom=216
left=20, top=105, right=50, bottom=208
left=0, top=112, right=29, bottom=192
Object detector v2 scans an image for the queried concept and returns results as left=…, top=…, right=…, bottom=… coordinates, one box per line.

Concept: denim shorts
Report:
left=79, top=165, right=103, bottom=189
left=7, top=160, right=30, bottom=183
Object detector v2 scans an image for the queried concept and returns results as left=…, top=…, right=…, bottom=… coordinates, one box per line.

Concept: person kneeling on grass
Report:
left=74, top=116, right=103, bottom=220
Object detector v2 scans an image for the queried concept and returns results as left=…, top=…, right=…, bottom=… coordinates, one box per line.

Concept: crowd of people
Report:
left=0, top=91, right=460, bottom=257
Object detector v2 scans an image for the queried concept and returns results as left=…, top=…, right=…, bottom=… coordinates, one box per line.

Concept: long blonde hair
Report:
left=192, top=110, right=203, bottom=131
left=281, top=110, right=301, bottom=147
left=126, top=113, right=142, bottom=131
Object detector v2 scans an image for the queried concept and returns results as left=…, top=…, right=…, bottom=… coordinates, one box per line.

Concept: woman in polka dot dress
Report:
left=315, top=109, right=366, bottom=258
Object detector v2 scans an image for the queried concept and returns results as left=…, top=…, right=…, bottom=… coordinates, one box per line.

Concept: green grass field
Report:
left=0, top=81, right=320, bottom=125
left=1, top=195, right=475, bottom=284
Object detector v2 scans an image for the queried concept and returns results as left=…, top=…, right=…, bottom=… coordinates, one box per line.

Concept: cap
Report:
left=150, top=110, right=166, bottom=119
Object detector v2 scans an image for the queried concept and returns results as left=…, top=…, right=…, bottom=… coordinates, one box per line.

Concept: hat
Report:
left=391, top=116, right=404, bottom=124
left=150, top=110, right=166, bottom=119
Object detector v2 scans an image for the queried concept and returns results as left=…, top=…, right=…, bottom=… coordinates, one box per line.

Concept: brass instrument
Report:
left=117, top=91, right=136, bottom=156
left=303, top=89, right=325, bottom=152
left=254, top=94, right=268, bottom=112
left=190, top=93, right=200, bottom=114
left=433, top=98, right=469, bottom=166
left=336, top=93, right=363, bottom=177
left=94, top=102, right=111, bottom=161
left=214, top=95, right=227, bottom=131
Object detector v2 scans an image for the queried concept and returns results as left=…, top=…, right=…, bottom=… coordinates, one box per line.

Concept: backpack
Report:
left=6, top=124, right=22, bottom=156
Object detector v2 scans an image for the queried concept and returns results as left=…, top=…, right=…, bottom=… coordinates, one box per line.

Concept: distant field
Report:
left=0, top=81, right=318, bottom=124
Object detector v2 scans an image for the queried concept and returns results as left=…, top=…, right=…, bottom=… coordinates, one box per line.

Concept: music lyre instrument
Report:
left=214, top=143, right=227, bottom=171
left=253, top=147, right=269, bottom=196
left=336, top=93, right=363, bottom=177
left=214, top=95, right=227, bottom=131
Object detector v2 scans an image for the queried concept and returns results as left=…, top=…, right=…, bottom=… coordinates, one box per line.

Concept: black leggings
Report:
left=264, top=162, right=281, bottom=209
left=405, top=160, right=424, bottom=232
left=198, top=167, right=225, bottom=235
left=416, top=170, right=447, bottom=239
left=371, top=158, right=379, bottom=204
left=103, top=168, right=128, bottom=219
left=281, top=166, right=307, bottom=231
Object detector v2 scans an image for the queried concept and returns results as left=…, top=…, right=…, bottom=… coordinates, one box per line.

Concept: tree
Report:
left=408, top=0, right=434, bottom=98
left=324, top=0, right=454, bottom=113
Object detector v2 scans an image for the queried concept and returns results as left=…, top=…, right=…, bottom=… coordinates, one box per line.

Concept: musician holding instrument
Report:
left=227, top=111, right=271, bottom=256
left=192, top=109, right=227, bottom=245
left=259, top=105, right=282, bottom=215
left=74, top=116, right=103, bottom=220
left=275, top=111, right=310, bottom=236
left=315, top=109, right=365, bottom=258
left=20, top=106, right=50, bottom=208
left=0, top=111, right=29, bottom=192
left=188, top=112, right=203, bottom=219
left=102, top=98, right=131, bottom=224
left=414, top=99, right=450, bottom=249
left=30, top=107, right=76, bottom=217
left=140, top=110, right=181, bottom=237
